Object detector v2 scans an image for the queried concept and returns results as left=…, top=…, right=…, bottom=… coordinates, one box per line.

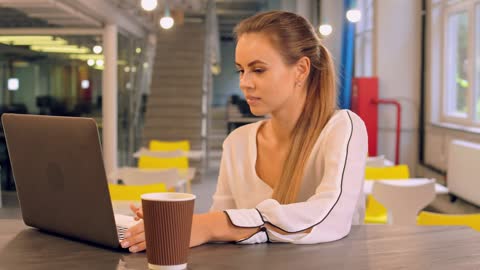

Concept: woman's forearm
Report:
left=191, top=211, right=259, bottom=246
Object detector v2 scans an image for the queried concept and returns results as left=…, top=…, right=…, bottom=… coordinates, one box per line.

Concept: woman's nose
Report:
left=239, top=73, right=254, bottom=90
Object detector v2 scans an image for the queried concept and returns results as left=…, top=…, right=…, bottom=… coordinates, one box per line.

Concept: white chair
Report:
left=371, top=179, right=436, bottom=225
left=133, top=147, right=204, bottom=160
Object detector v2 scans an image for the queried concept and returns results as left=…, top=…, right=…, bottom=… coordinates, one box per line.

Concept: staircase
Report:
left=142, top=21, right=206, bottom=174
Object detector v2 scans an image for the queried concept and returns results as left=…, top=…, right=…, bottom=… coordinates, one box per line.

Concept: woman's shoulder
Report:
left=322, top=110, right=367, bottom=137
left=327, top=109, right=365, bottom=127
left=329, top=109, right=362, bottom=121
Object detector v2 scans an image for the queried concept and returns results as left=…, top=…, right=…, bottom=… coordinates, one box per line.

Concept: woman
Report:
left=121, top=10, right=367, bottom=252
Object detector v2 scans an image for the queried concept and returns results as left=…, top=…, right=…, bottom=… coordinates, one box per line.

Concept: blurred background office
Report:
left=0, top=0, right=480, bottom=222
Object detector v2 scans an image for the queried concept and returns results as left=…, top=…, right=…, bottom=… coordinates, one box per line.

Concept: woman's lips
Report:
left=246, top=96, right=261, bottom=105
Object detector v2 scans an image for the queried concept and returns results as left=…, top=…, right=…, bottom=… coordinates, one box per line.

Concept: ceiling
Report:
left=107, top=0, right=264, bottom=39
left=0, top=0, right=264, bottom=62
left=0, top=0, right=101, bottom=28
left=0, top=0, right=264, bottom=39
left=0, top=7, right=52, bottom=28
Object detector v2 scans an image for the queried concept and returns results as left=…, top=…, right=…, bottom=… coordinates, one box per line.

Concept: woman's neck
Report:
left=266, top=90, right=306, bottom=145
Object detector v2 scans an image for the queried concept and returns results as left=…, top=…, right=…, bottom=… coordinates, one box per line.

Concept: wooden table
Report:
left=1, top=219, right=479, bottom=269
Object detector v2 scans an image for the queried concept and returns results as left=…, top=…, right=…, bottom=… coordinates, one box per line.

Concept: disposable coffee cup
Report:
left=141, top=193, right=196, bottom=270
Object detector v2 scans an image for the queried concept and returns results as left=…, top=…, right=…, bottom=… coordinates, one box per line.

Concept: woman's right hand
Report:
left=120, top=204, right=146, bottom=253
left=130, top=204, right=143, bottom=220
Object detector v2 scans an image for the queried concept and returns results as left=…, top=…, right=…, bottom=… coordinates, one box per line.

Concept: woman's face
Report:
left=235, top=33, right=301, bottom=116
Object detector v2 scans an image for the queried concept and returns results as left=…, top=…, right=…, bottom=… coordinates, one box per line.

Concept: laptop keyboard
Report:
left=117, top=225, right=128, bottom=241
left=114, top=214, right=139, bottom=241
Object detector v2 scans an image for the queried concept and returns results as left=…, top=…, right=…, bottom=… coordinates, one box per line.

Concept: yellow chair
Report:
left=364, top=165, right=410, bottom=224
left=417, top=211, right=480, bottom=231
left=365, top=165, right=410, bottom=180
left=137, top=140, right=193, bottom=192
left=138, top=140, right=191, bottom=169
left=108, top=183, right=169, bottom=215
left=108, top=183, right=167, bottom=201
left=149, top=140, right=190, bottom=152
left=138, top=156, right=189, bottom=169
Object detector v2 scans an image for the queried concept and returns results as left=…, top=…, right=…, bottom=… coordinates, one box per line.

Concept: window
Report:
left=445, top=11, right=468, bottom=118
left=354, top=0, right=374, bottom=77
left=441, top=0, right=480, bottom=127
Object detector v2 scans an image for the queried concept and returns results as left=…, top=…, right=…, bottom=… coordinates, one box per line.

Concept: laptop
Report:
left=1, top=113, right=138, bottom=249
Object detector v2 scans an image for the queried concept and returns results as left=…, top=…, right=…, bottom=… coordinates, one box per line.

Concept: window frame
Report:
left=474, top=3, right=480, bottom=121
left=440, top=0, right=479, bottom=127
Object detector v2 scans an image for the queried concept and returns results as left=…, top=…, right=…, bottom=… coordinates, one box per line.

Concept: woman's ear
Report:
left=295, top=56, right=311, bottom=86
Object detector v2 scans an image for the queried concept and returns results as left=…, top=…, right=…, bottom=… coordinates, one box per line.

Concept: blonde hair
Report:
left=234, top=11, right=338, bottom=204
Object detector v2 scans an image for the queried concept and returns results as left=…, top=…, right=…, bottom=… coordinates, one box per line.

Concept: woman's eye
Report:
left=236, top=70, right=244, bottom=75
left=254, top=69, right=264, bottom=73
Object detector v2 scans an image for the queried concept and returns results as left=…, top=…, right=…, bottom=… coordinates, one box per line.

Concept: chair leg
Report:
left=186, top=179, right=192, bottom=194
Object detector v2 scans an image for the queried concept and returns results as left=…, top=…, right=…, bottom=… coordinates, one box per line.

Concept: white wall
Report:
left=320, top=1, right=344, bottom=74
left=281, top=0, right=297, bottom=13
left=375, top=0, right=422, bottom=174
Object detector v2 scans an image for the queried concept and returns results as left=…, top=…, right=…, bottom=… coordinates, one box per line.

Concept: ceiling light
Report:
left=319, top=24, right=333, bottom=36
left=0, top=39, right=67, bottom=46
left=30, top=45, right=90, bottom=54
left=0, top=36, right=56, bottom=42
left=211, top=64, right=221, bottom=75
left=160, top=5, right=174, bottom=29
left=346, top=9, right=362, bottom=23
left=136, top=47, right=142, bottom=54
left=8, top=78, right=19, bottom=91
left=96, top=59, right=104, bottom=67
left=141, top=0, right=157, bottom=11
left=93, top=45, right=103, bottom=54
left=70, top=54, right=104, bottom=61
left=81, top=80, right=90, bottom=89
left=160, top=16, right=174, bottom=29
left=87, top=59, right=95, bottom=66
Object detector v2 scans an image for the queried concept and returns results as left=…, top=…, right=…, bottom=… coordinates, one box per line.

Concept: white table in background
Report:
left=133, top=148, right=203, bottom=160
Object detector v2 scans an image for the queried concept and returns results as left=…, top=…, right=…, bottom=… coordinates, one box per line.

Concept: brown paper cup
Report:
left=141, top=193, right=195, bottom=270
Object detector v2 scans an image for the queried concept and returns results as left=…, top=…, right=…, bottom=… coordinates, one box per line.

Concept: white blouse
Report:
left=210, top=110, right=368, bottom=244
